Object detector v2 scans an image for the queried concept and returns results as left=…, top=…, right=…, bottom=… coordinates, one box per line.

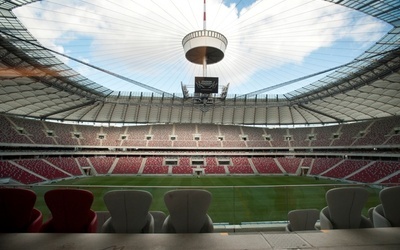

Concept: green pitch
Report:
left=32, top=175, right=380, bottom=224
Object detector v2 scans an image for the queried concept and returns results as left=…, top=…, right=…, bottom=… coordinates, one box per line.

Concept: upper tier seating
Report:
left=332, top=122, right=370, bottom=146
left=198, top=140, right=222, bottom=147
left=122, top=125, right=149, bottom=147
left=245, top=140, right=270, bottom=147
left=265, top=128, right=288, bottom=147
left=151, top=124, right=173, bottom=140
left=174, top=124, right=196, bottom=141
left=311, top=125, right=340, bottom=147
left=147, top=140, right=172, bottom=147
left=385, top=134, right=400, bottom=145
left=1, top=114, right=400, bottom=148
left=241, top=126, right=266, bottom=141
left=288, top=127, right=312, bottom=147
left=45, top=122, right=78, bottom=145
left=76, top=125, right=101, bottom=146
left=100, top=126, right=125, bottom=147
left=173, top=140, right=197, bottom=147
left=8, top=116, right=55, bottom=145
left=222, top=140, right=246, bottom=147
left=197, top=124, right=219, bottom=141
left=0, top=116, right=33, bottom=144
left=219, top=125, right=242, bottom=141
left=354, top=116, right=400, bottom=146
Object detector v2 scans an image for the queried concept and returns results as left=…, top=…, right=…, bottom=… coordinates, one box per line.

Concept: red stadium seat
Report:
left=0, top=188, right=42, bottom=233
left=41, top=189, right=97, bottom=233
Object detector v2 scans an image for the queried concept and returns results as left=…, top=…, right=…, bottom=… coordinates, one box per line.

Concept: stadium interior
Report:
left=1, top=0, right=400, bottom=249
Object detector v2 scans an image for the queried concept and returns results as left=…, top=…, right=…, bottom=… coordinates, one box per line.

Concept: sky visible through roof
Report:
left=13, top=0, right=391, bottom=96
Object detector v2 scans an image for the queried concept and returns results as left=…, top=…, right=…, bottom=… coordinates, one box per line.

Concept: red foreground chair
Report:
left=0, top=188, right=42, bottom=233
left=41, top=189, right=97, bottom=233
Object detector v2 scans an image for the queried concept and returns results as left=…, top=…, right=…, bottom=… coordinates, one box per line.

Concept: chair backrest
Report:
left=150, top=211, right=167, bottom=233
left=380, top=186, right=400, bottom=227
left=96, top=211, right=111, bottom=233
left=287, top=209, right=319, bottom=231
left=163, top=189, right=212, bottom=233
left=44, top=189, right=96, bottom=233
left=103, top=190, right=153, bottom=233
left=326, top=187, right=369, bottom=229
left=0, top=188, right=41, bottom=232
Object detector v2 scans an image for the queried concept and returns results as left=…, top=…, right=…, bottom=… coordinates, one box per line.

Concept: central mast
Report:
left=181, top=0, right=229, bottom=105
left=203, top=0, right=207, bottom=30
left=203, top=0, right=207, bottom=76
left=182, top=0, right=227, bottom=72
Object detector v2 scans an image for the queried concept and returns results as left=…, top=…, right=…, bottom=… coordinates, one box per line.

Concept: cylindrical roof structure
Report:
left=182, top=30, right=228, bottom=65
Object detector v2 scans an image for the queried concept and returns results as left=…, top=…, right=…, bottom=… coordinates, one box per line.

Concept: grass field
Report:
left=32, top=175, right=381, bottom=224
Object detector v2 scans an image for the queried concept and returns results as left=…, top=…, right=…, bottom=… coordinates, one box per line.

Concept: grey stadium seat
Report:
left=373, top=186, right=400, bottom=228
left=101, top=190, right=154, bottom=233
left=162, top=189, right=214, bottom=233
left=320, top=187, right=372, bottom=230
left=149, top=211, right=167, bottom=233
left=286, top=209, right=319, bottom=232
